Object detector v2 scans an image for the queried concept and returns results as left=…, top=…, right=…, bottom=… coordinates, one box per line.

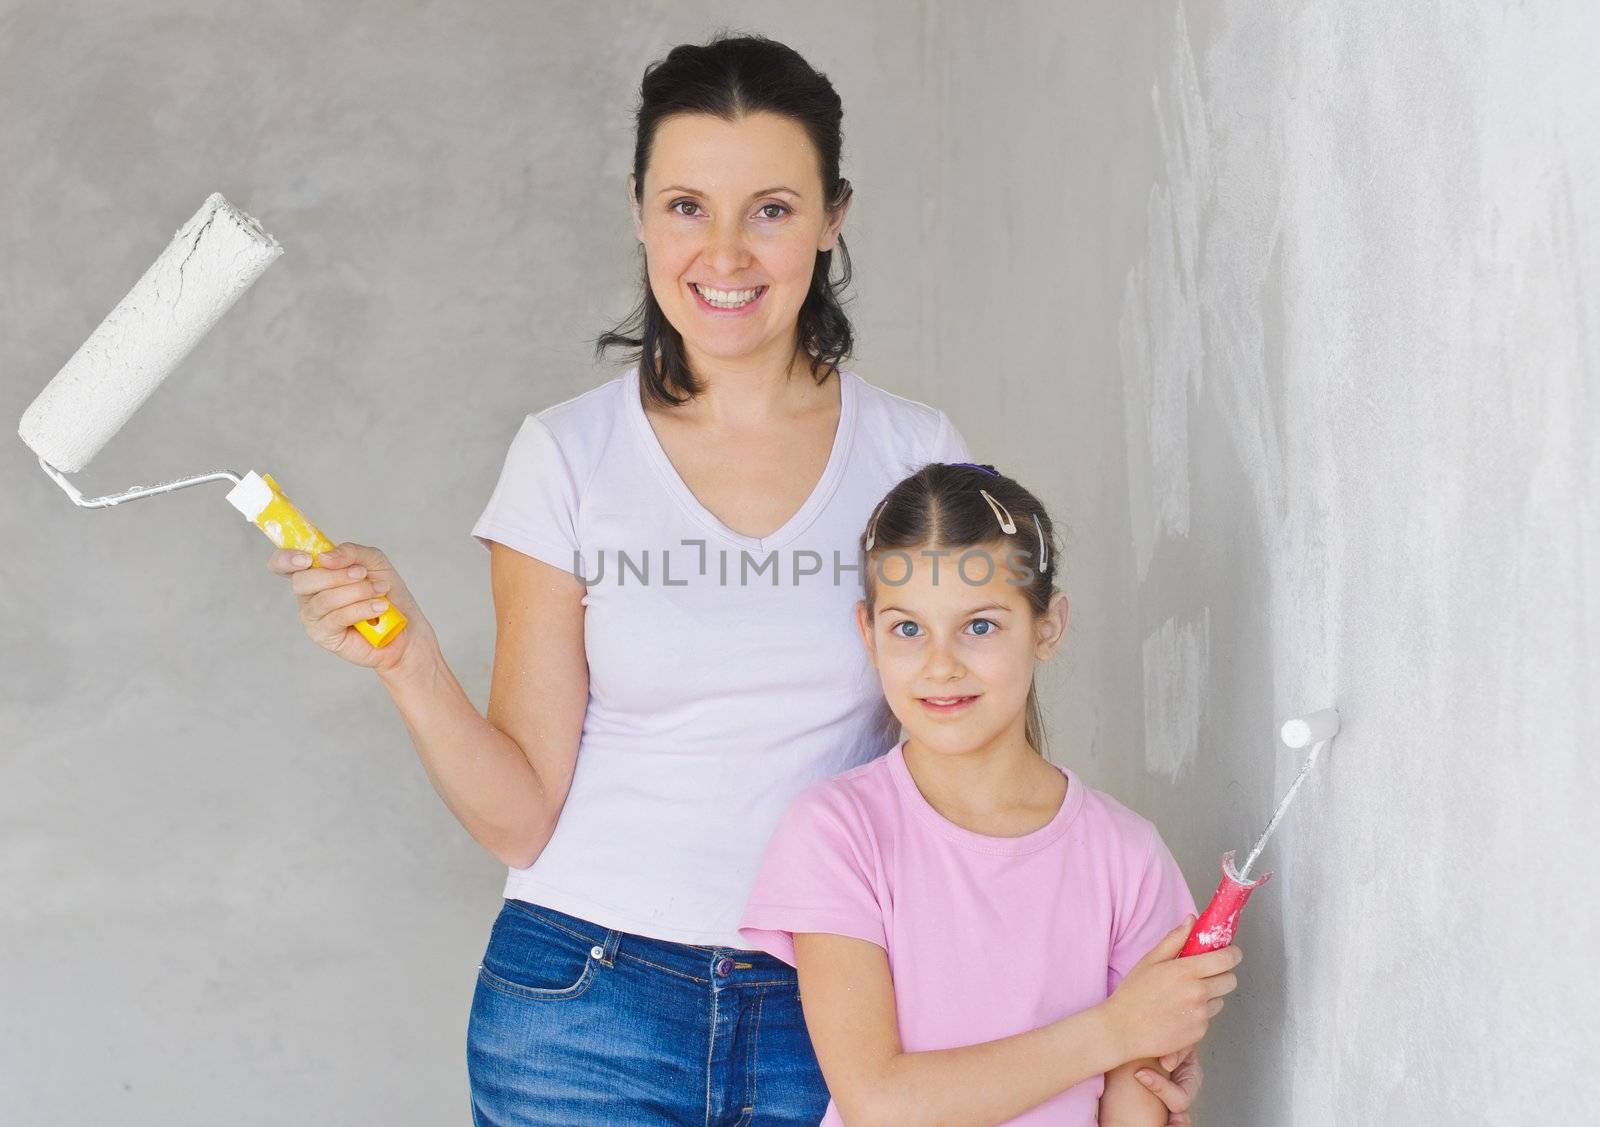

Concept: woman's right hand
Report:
left=1101, top=917, right=1242, bottom=1062
left=267, top=541, right=426, bottom=675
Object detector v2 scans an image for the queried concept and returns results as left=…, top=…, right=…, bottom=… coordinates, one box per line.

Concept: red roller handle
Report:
left=1180, top=851, right=1271, bottom=956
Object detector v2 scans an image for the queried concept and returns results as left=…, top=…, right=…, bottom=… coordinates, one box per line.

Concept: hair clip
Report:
left=869, top=473, right=1051, bottom=574
left=979, top=489, right=1016, bottom=534
left=980, top=490, right=1050, bottom=572
left=864, top=498, right=888, bottom=551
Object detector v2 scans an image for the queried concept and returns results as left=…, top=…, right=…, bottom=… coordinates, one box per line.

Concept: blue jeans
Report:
left=467, top=898, right=831, bottom=1126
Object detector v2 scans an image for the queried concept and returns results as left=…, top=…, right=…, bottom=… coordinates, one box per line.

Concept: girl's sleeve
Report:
left=471, top=413, right=582, bottom=574
left=929, top=408, right=973, bottom=464
left=737, top=788, right=887, bottom=968
left=1106, top=825, right=1200, bottom=993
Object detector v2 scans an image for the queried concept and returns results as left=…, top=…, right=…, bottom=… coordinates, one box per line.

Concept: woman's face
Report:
left=629, top=111, right=848, bottom=370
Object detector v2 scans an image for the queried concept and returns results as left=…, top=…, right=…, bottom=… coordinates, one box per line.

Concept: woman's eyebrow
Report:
left=656, top=184, right=802, bottom=199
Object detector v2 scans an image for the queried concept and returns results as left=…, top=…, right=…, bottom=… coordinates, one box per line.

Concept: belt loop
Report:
left=601, top=927, right=622, bottom=966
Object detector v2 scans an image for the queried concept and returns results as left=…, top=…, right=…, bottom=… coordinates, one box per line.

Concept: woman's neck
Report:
left=676, top=340, right=822, bottom=426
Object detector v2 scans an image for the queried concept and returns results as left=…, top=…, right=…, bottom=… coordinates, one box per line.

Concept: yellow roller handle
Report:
left=251, top=472, right=409, bottom=648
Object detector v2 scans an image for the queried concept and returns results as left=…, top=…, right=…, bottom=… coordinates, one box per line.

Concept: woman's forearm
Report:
left=376, top=630, right=556, bottom=868
left=868, top=1004, right=1123, bottom=1127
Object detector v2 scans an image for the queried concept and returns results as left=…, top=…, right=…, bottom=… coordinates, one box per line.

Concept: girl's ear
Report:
left=1034, top=591, right=1070, bottom=660
left=854, top=599, right=878, bottom=666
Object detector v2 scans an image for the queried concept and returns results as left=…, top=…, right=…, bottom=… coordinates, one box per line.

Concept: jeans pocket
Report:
left=477, top=900, right=600, bottom=1002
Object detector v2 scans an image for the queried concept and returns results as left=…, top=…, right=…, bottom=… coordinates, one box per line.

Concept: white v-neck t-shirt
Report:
left=471, top=364, right=971, bottom=947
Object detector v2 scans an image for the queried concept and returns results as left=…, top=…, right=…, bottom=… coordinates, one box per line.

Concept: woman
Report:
left=270, top=33, right=1203, bottom=1126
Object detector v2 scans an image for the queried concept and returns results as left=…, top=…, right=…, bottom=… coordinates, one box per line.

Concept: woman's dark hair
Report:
left=859, top=463, right=1062, bottom=759
left=594, top=32, right=856, bottom=408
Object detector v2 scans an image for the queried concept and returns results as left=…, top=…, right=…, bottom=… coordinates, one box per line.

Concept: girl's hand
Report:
left=1138, top=1045, right=1202, bottom=1125
left=1102, top=917, right=1241, bottom=1062
left=267, top=541, right=427, bottom=675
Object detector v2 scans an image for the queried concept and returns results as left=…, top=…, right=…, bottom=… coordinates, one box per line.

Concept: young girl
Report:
left=738, top=462, right=1242, bottom=1126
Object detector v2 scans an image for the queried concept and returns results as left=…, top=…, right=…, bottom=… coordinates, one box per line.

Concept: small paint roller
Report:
left=17, top=192, right=407, bottom=648
left=1180, top=707, right=1340, bottom=956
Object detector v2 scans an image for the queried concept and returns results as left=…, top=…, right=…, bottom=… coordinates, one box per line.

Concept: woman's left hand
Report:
left=1137, top=1046, right=1202, bottom=1126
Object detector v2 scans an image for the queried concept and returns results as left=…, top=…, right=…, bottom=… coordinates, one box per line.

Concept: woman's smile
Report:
left=689, top=281, right=769, bottom=314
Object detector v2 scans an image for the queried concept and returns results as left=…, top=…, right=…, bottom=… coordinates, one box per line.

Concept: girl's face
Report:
left=629, top=111, right=848, bottom=371
left=855, top=540, right=1069, bottom=759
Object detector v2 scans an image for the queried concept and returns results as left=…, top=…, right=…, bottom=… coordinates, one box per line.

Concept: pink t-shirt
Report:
left=737, top=738, right=1197, bottom=1126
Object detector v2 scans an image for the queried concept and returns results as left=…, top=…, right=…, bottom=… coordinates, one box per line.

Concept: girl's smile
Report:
left=919, top=693, right=981, bottom=716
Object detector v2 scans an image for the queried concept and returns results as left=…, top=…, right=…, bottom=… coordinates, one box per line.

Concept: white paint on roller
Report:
left=1140, top=604, right=1210, bottom=781
left=1239, top=708, right=1340, bottom=879
left=224, top=471, right=271, bottom=523
left=17, top=193, right=282, bottom=473
left=1280, top=707, right=1340, bottom=750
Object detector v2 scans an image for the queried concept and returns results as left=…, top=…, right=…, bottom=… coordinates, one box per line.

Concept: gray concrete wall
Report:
left=6, top=1, right=1597, bottom=1123
left=930, top=0, right=1599, bottom=1122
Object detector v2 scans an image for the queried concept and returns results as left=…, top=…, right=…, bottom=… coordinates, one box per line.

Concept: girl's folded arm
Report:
left=794, top=931, right=1125, bottom=1127
left=1097, top=1058, right=1170, bottom=1126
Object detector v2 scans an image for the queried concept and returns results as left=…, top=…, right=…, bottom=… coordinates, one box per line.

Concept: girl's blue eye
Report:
left=890, top=619, right=996, bottom=638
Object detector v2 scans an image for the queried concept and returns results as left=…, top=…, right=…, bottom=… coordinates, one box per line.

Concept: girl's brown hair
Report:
left=860, top=462, right=1061, bottom=758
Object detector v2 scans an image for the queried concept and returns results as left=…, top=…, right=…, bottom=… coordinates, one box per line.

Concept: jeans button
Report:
left=590, top=945, right=605, bottom=960
left=715, top=957, right=733, bottom=976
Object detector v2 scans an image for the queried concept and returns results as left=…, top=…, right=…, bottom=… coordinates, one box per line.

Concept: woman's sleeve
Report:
left=737, top=788, right=887, bottom=968
left=1106, top=826, right=1200, bottom=993
left=471, top=413, right=582, bottom=574
left=929, top=408, right=973, bottom=465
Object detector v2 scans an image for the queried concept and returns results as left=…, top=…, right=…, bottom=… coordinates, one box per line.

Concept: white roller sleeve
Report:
left=224, top=470, right=273, bottom=522
left=18, top=192, right=283, bottom=472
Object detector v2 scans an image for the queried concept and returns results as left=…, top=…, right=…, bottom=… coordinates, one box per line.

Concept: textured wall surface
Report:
left=1114, top=4, right=1598, bottom=1121
left=6, top=0, right=1596, bottom=1123
left=930, top=0, right=1597, bottom=1122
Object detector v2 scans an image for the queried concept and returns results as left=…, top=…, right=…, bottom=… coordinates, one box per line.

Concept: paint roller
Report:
left=1180, top=707, right=1340, bottom=956
left=17, top=192, right=407, bottom=648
